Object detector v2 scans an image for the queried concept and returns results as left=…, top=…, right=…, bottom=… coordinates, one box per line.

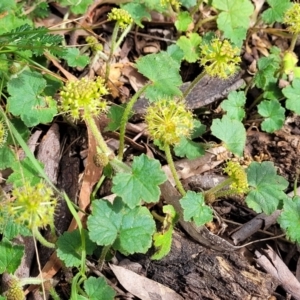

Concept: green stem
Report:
left=64, top=192, right=86, bottom=274
left=110, top=157, right=132, bottom=173
left=32, top=228, right=55, bottom=248
left=194, top=15, right=217, bottom=33
left=248, top=93, right=263, bottom=111
left=190, top=0, right=203, bottom=18
left=152, top=211, right=165, bottom=223
left=91, top=174, right=106, bottom=200
left=289, top=34, right=298, bottom=52
left=213, top=188, right=238, bottom=199
left=114, top=24, right=133, bottom=51
left=182, top=70, right=207, bottom=99
left=164, top=144, right=186, bottom=196
left=205, top=178, right=232, bottom=195
left=118, top=83, right=151, bottom=160
left=85, top=115, right=112, bottom=156
left=98, top=245, right=111, bottom=270
left=105, top=23, right=120, bottom=82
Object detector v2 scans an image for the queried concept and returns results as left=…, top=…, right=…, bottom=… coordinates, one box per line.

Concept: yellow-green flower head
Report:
left=284, top=3, right=300, bottom=34
left=59, top=77, right=109, bottom=121
left=8, top=182, right=57, bottom=230
left=5, top=276, right=25, bottom=300
left=160, top=0, right=181, bottom=11
left=199, top=39, right=241, bottom=79
left=0, top=118, right=8, bottom=148
left=86, top=36, right=103, bottom=52
left=224, top=161, right=249, bottom=194
left=145, top=99, right=194, bottom=146
left=107, top=8, right=133, bottom=30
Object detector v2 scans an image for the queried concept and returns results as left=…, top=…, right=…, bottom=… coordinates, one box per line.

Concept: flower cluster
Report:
left=7, top=182, right=57, bottom=230
left=145, top=99, right=194, bottom=146
left=0, top=118, right=7, bottom=148
left=86, top=36, right=103, bottom=52
left=199, top=39, right=241, bottom=79
left=107, top=8, right=133, bottom=30
left=5, top=277, right=25, bottom=300
left=284, top=3, right=300, bottom=34
left=59, top=77, right=109, bottom=121
left=160, top=0, right=181, bottom=11
left=224, top=161, right=249, bottom=194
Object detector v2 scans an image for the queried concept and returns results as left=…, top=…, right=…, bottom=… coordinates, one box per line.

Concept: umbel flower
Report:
left=7, top=182, right=57, bottom=230
left=224, top=161, right=249, bottom=194
left=284, top=3, right=300, bottom=34
left=107, top=8, right=133, bottom=30
left=59, top=77, right=109, bottom=121
left=145, top=99, right=194, bottom=146
left=199, top=38, right=241, bottom=79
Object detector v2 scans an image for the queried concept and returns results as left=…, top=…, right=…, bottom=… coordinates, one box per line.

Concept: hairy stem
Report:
left=118, top=83, right=151, bottom=160
left=164, top=144, right=186, bottom=196
left=105, top=23, right=120, bottom=82
left=182, top=70, right=207, bottom=99
left=32, top=228, right=55, bottom=248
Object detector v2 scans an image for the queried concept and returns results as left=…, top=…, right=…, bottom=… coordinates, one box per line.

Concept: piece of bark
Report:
left=133, top=72, right=244, bottom=116
left=160, top=180, right=241, bottom=251
left=137, top=231, right=277, bottom=300
left=37, top=123, right=60, bottom=185
left=255, top=246, right=300, bottom=300
left=231, top=210, right=282, bottom=245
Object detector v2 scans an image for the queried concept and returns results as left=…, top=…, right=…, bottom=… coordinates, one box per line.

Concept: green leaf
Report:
left=174, top=119, right=206, bottom=159
left=0, top=0, right=16, bottom=12
left=176, top=33, right=202, bottom=63
left=166, top=44, right=184, bottom=64
left=0, top=14, right=32, bottom=35
left=105, top=105, right=131, bottom=131
left=180, top=191, right=213, bottom=226
left=59, top=0, right=93, bottom=14
left=7, top=157, right=43, bottom=187
left=57, top=229, right=97, bottom=268
left=175, top=11, right=193, bottom=31
left=254, top=47, right=281, bottom=89
left=62, top=48, right=89, bottom=68
left=278, top=196, right=300, bottom=243
left=211, top=115, right=246, bottom=156
left=0, top=238, right=24, bottom=274
left=0, top=146, right=15, bottom=169
left=87, top=197, right=156, bottom=254
left=262, top=0, right=292, bottom=24
left=136, top=52, right=182, bottom=101
left=282, top=78, right=300, bottom=114
left=83, top=277, right=115, bottom=300
left=7, top=70, right=57, bottom=127
left=180, top=0, right=197, bottom=9
left=112, top=154, right=167, bottom=208
left=246, top=161, right=288, bottom=214
left=174, top=138, right=205, bottom=159
left=220, top=91, right=246, bottom=121
left=122, top=2, right=151, bottom=27
left=212, top=0, right=254, bottom=46
left=151, top=205, right=178, bottom=260
left=6, top=118, right=30, bottom=146
left=257, top=100, right=285, bottom=133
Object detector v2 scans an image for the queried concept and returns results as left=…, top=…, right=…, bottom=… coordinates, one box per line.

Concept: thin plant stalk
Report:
left=98, top=245, right=111, bottom=270
left=118, top=83, right=151, bottom=159
left=32, top=228, right=55, bottom=248
left=164, top=144, right=186, bottom=196
left=84, top=115, right=112, bottom=156
left=182, top=70, right=207, bottom=99
left=105, top=22, right=120, bottom=82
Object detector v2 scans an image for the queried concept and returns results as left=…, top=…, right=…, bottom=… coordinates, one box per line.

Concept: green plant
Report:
left=1, top=0, right=300, bottom=298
